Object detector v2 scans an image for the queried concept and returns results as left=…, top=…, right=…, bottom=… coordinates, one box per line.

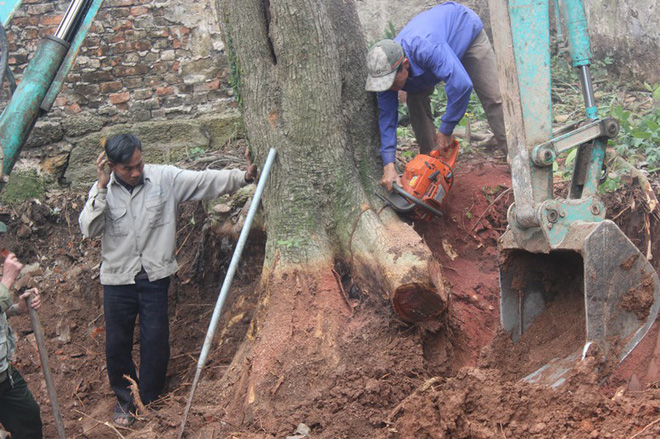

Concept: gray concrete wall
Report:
left=585, top=0, right=659, bottom=84
left=356, top=0, right=659, bottom=84
left=356, top=0, right=490, bottom=43
left=4, top=0, right=242, bottom=188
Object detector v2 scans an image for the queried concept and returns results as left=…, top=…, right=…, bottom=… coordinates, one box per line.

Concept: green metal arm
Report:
left=504, top=0, right=616, bottom=248
left=0, top=0, right=104, bottom=189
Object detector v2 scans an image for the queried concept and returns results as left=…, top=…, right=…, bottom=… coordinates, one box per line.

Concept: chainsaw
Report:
left=379, top=139, right=459, bottom=221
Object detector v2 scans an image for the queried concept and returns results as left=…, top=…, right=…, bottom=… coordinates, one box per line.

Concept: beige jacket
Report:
left=79, top=164, right=247, bottom=285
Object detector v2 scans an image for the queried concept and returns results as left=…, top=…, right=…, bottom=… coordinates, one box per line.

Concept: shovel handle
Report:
left=28, top=294, right=66, bottom=439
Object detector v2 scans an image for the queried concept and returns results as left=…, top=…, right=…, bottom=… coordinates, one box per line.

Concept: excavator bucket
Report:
left=499, top=221, right=660, bottom=387
left=488, top=0, right=660, bottom=385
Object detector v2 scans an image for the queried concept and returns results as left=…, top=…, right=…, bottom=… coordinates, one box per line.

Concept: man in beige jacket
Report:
left=79, top=133, right=255, bottom=426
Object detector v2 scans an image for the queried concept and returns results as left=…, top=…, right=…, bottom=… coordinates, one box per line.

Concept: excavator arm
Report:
left=489, top=0, right=660, bottom=386
left=0, top=0, right=104, bottom=190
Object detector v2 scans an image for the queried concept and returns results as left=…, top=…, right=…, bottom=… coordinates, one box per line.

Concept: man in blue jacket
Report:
left=365, top=2, right=506, bottom=190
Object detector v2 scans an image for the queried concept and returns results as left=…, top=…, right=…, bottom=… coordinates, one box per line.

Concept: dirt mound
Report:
left=2, top=150, right=660, bottom=438
left=391, top=362, right=660, bottom=439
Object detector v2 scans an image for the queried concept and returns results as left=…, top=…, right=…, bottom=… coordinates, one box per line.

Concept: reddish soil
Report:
left=1, top=149, right=659, bottom=438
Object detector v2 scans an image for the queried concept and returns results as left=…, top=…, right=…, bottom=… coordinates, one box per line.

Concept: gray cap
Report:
left=365, top=39, right=405, bottom=92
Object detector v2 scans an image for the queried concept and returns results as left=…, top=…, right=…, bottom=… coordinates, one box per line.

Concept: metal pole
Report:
left=55, top=0, right=89, bottom=43
left=578, top=65, right=597, bottom=118
left=178, top=148, right=277, bottom=439
left=28, top=292, right=66, bottom=439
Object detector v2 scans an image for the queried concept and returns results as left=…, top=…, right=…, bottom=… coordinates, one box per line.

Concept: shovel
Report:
left=27, top=290, right=66, bottom=439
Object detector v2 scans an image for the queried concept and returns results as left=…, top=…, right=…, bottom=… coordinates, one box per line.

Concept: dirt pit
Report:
left=2, top=149, right=660, bottom=438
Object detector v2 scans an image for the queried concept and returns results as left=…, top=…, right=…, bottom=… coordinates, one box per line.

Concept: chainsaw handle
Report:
left=391, top=183, right=444, bottom=218
left=430, top=138, right=460, bottom=167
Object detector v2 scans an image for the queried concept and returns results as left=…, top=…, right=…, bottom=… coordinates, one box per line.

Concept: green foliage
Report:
left=393, top=86, right=487, bottom=149
left=396, top=125, right=412, bottom=139
left=644, top=82, right=660, bottom=101
left=187, top=146, right=206, bottom=161
left=382, top=22, right=397, bottom=40
left=599, top=174, right=624, bottom=194
left=592, top=56, right=615, bottom=78
left=554, top=147, right=578, bottom=180
left=367, top=21, right=399, bottom=48
left=481, top=185, right=504, bottom=202
left=481, top=185, right=502, bottom=195
left=398, top=101, right=409, bottom=122
left=429, top=87, right=486, bottom=131
left=550, top=51, right=578, bottom=85
left=609, top=102, right=660, bottom=166
left=223, top=24, right=243, bottom=108
left=276, top=237, right=307, bottom=249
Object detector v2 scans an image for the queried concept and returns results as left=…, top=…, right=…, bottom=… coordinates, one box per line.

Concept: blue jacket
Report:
left=377, top=2, right=483, bottom=164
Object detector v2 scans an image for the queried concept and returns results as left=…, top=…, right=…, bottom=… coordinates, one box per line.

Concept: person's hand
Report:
left=96, top=151, right=111, bottom=189
left=381, top=163, right=402, bottom=192
left=244, top=147, right=258, bottom=182
left=434, top=132, right=453, bottom=154
left=2, top=253, right=23, bottom=290
left=14, top=288, right=40, bottom=315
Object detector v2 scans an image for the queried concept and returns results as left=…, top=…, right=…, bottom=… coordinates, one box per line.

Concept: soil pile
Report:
left=1, top=150, right=659, bottom=438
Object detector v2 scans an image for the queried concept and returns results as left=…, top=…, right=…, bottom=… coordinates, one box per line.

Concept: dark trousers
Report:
left=0, top=367, right=43, bottom=439
left=103, top=277, right=170, bottom=410
left=408, top=30, right=507, bottom=153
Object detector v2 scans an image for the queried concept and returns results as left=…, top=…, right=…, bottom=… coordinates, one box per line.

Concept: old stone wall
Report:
left=3, top=0, right=242, bottom=187
left=7, top=0, right=232, bottom=121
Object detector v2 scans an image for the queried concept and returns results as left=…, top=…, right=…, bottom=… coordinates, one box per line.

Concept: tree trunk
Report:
left=210, top=0, right=448, bottom=434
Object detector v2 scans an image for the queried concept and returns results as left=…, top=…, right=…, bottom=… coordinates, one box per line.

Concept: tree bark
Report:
left=211, top=0, right=448, bottom=432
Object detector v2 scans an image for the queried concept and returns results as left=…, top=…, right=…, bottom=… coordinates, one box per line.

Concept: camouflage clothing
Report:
left=0, top=284, right=16, bottom=377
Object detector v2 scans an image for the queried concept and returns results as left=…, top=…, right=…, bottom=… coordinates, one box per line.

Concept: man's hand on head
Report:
left=96, top=151, right=111, bottom=189
left=381, top=163, right=401, bottom=192
left=2, top=253, right=23, bottom=290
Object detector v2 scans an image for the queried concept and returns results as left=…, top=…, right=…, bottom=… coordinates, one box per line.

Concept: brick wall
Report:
left=4, top=0, right=234, bottom=126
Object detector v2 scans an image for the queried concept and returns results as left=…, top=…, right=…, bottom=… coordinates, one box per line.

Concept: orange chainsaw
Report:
left=379, top=139, right=459, bottom=221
